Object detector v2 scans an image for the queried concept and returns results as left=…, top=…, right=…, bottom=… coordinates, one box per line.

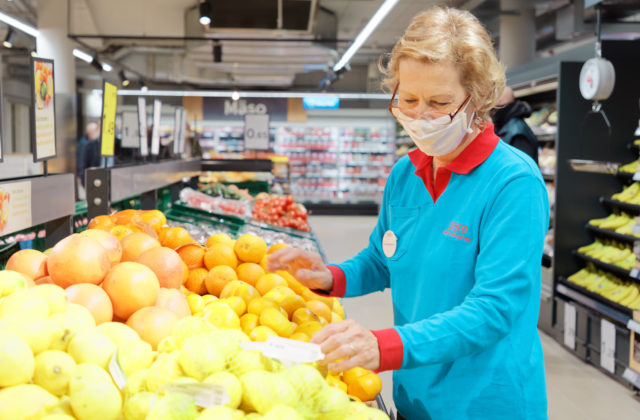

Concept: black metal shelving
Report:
left=600, top=197, right=640, bottom=214
left=556, top=278, right=633, bottom=324
left=572, top=251, right=634, bottom=280
left=585, top=224, right=639, bottom=243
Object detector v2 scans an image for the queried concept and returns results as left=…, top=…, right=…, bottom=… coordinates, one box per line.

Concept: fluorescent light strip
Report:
left=333, top=0, right=399, bottom=72
left=0, top=11, right=38, bottom=37
left=73, top=48, right=93, bottom=63
left=102, top=63, right=113, bottom=72
left=117, top=89, right=390, bottom=100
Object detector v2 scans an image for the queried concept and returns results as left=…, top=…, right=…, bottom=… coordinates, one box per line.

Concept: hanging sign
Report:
left=121, top=112, right=139, bottom=148
left=150, top=99, right=162, bottom=156
left=244, top=114, right=270, bottom=150
left=173, top=107, right=182, bottom=155
left=137, top=97, right=149, bottom=156
left=203, top=97, right=287, bottom=121
left=100, top=81, right=118, bottom=157
left=30, top=57, right=57, bottom=161
left=180, top=108, right=188, bottom=154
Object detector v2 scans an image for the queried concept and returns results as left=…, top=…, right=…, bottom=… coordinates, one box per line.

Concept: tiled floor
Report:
left=309, top=215, right=640, bottom=419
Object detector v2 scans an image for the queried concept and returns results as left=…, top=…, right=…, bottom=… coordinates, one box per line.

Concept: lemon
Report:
left=204, top=371, right=243, bottom=409
left=146, top=352, right=183, bottom=392
left=263, top=404, right=305, bottom=420
left=41, top=415, right=76, bottom=420
left=33, top=350, right=76, bottom=396
left=48, top=395, right=74, bottom=416
left=68, top=330, right=116, bottom=369
left=123, top=391, right=154, bottom=420
left=69, top=363, right=123, bottom=420
left=0, top=332, right=34, bottom=386
left=178, top=333, right=226, bottom=381
left=49, top=304, right=96, bottom=351
left=157, top=335, right=181, bottom=353
left=33, top=284, right=69, bottom=314
left=117, top=338, right=154, bottom=376
left=172, top=316, right=215, bottom=347
left=198, top=405, right=244, bottom=420
left=96, top=322, right=140, bottom=346
left=0, top=312, right=60, bottom=354
left=249, top=325, right=278, bottom=342
left=123, top=368, right=149, bottom=399
left=0, top=269, right=30, bottom=298
left=147, top=392, right=198, bottom=420
left=202, top=302, right=241, bottom=329
left=0, top=384, right=58, bottom=420
left=186, top=293, right=204, bottom=314
left=259, top=307, right=295, bottom=337
left=245, top=414, right=264, bottom=420
left=0, top=288, right=49, bottom=318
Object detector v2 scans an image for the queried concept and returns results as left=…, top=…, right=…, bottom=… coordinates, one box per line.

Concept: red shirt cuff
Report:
left=314, top=265, right=346, bottom=297
left=371, top=328, right=404, bottom=372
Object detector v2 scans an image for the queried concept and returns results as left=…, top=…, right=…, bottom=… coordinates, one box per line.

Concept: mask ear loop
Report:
left=578, top=101, right=612, bottom=158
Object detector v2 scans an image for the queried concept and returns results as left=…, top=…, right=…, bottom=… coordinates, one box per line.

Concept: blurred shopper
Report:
left=269, top=6, right=548, bottom=420
left=78, top=122, right=101, bottom=187
left=492, top=86, right=539, bottom=163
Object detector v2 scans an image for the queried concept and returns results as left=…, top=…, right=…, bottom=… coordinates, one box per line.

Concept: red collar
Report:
left=408, top=123, right=499, bottom=175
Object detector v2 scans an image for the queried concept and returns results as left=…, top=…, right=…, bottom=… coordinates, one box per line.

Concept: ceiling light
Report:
left=72, top=48, right=93, bottom=63
left=199, top=2, right=211, bottom=26
left=101, top=62, right=113, bottom=72
left=0, top=11, right=38, bottom=37
left=141, top=85, right=148, bottom=92
left=119, top=70, right=130, bottom=87
left=231, top=90, right=240, bottom=101
left=333, top=0, right=399, bottom=72
left=3, top=28, right=15, bottom=48
left=30, top=51, right=37, bottom=57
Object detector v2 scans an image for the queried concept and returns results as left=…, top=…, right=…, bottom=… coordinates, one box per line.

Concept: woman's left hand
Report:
left=310, top=319, right=380, bottom=372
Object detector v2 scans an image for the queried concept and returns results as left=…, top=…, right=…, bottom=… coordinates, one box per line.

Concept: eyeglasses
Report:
left=388, top=84, right=471, bottom=126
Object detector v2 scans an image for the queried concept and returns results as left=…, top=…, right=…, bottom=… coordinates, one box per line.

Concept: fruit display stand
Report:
left=550, top=39, right=640, bottom=390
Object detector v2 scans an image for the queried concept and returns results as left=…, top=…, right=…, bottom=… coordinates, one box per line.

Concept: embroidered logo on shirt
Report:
left=443, top=222, right=472, bottom=242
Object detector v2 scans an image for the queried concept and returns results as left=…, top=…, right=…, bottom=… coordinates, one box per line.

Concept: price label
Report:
left=150, top=99, right=162, bottom=156
left=632, top=225, right=640, bottom=235
left=600, top=319, right=616, bottom=373
left=630, top=268, right=640, bottom=279
left=108, top=351, right=127, bottom=390
left=121, top=111, right=139, bottom=148
left=623, top=368, right=640, bottom=388
left=137, top=97, right=149, bottom=156
left=100, top=81, right=118, bottom=157
left=161, top=383, right=229, bottom=408
left=244, top=114, right=270, bottom=150
left=633, top=172, right=640, bottom=181
left=564, top=303, right=577, bottom=350
left=627, top=319, right=640, bottom=334
left=241, top=337, right=324, bottom=364
left=173, top=108, right=182, bottom=155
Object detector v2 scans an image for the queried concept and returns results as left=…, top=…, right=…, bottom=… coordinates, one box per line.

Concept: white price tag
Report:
left=623, top=368, right=640, bottom=387
left=161, top=383, right=230, bottom=408
left=108, top=351, right=127, bottom=390
left=173, top=108, right=182, bottom=155
left=630, top=268, right=640, bottom=279
left=600, top=319, right=616, bottom=374
left=240, top=337, right=325, bottom=364
left=137, top=97, right=149, bottom=156
left=150, top=99, right=162, bottom=156
left=564, top=303, right=577, bottom=350
left=244, top=114, right=270, bottom=150
left=633, top=172, right=640, bottom=181
left=121, top=111, right=140, bottom=148
left=627, top=319, right=640, bottom=335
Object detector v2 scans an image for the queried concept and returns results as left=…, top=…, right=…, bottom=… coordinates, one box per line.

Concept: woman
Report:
left=269, top=6, right=548, bottom=420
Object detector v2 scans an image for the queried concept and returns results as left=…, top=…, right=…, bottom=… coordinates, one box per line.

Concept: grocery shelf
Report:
left=600, top=197, right=640, bottom=214
left=556, top=279, right=633, bottom=325
left=303, top=200, right=379, bottom=216
left=615, top=171, right=635, bottom=181
left=585, top=224, right=639, bottom=243
left=342, top=163, right=393, bottom=167
left=572, top=251, right=633, bottom=280
left=201, top=159, right=273, bottom=172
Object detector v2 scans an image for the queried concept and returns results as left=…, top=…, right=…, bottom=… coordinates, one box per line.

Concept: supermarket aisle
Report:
left=309, top=215, right=640, bottom=419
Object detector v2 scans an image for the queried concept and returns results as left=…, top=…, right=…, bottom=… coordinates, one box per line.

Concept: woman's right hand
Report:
left=266, top=248, right=333, bottom=291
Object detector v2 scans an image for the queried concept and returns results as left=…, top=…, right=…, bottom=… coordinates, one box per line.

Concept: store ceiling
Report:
left=1, top=0, right=639, bottom=91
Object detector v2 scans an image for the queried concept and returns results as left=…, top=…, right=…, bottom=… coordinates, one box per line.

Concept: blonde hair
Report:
left=381, top=6, right=505, bottom=123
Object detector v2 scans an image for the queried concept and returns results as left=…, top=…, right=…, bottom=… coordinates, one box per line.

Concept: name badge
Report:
left=382, top=230, right=397, bottom=258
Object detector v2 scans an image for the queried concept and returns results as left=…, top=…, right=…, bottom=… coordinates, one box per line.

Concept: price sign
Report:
left=150, top=99, right=162, bottom=156
left=100, top=81, right=118, bottom=157
left=180, top=108, right=188, bottom=154
left=173, top=107, right=182, bottom=155
left=564, top=303, right=577, bottom=350
left=30, top=57, right=57, bottom=161
left=600, top=319, right=616, bottom=373
left=244, top=114, right=270, bottom=150
left=121, top=111, right=139, bottom=148
left=137, top=97, right=149, bottom=156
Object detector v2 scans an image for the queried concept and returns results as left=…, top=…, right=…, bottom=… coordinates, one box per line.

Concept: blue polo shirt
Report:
left=328, top=124, right=549, bottom=419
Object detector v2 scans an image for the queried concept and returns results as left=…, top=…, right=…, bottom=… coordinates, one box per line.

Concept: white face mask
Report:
left=393, top=102, right=474, bottom=156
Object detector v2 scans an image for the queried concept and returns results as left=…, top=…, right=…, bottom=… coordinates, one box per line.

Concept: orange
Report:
left=186, top=268, right=209, bottom=295
left=158, top=226, right=171, bottom=244
left=275, top=270, right=307, bottom=295
left=240, top=313, right=259, bottom=334
left=205, top=266, right=238, bottom=297
left=259, top=307, right=294, bottom=337
left=249, top=325, right=278, bottom=342
left=206, top=233, right=235, bottom=248
left=267, top=243, right=290, bottom=254
left=155, top=288, right=191, bottom=318
left=247, top=297, right=278, bottom=317
left=326, top=374, right=348, bottom=393
left=137, top=247, right=185, bottom=289
left=292, top=307, right=321, bottom=325
left=220, top=296, right=246, bottom=317
left=294, top=321, right=323, bottom=338
left=65, top=283, right=113, bottom=324
left=234, top=234, right=267, bottom=264
left=301, top=288, right=334, bottom=307
left=204, top=244, right=238, bottom=270
left=102, top=261, right=160, bottom=320
left=112, top=209, right=141, bottom=225
left=226, top=282, right=261, bottom=306
left=255, top=273, right=287, bottom=296
left=5, top=249, right=48, bottom=280
left=47, top=234, right=110, bottom=288
left=162, top=227, right=192, bottom=250
left=88, top=215, right=115, bottom=231
left=139, top=210, right=167, bottom=233
left=263, top=286, right=296, bottom=302
left=126, top=306, right=179, bottom=350
left=110, top=225, right=134, bottom=241
left=259, top=255, right=269, bottom=272
left=80, top=229, right=123, bottom=267
left=347, top=372, right=382, bottom=402
left=121, top=232, right=161, bottom=262
left=275, top=294, right=306, bottom=319
left=182, top=262, right=189, bottom=285
left=177, top=243, right=206, bottom=269
left=236, top=263, right=265, bottom=287
left=289, top=331, right=310, bottom=342
left=219, top=280, right=248, bottom=299
left=306, top=300, right=332, bottom=323
left=201, top=301, right=241, bottom=329
left=342, top=366, right=370, bottom=386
